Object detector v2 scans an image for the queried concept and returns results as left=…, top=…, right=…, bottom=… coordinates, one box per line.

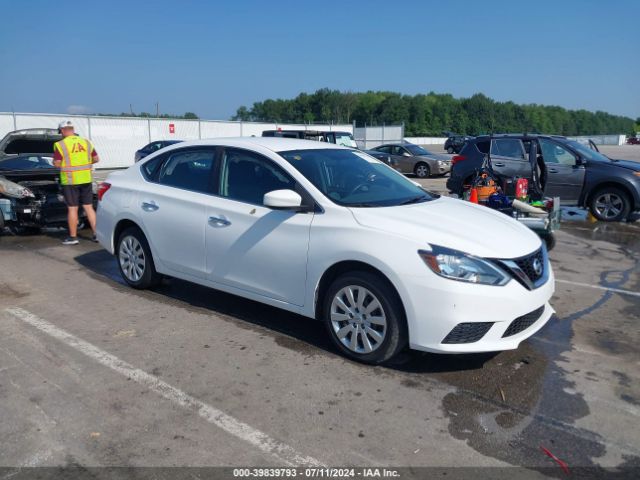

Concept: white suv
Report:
left=96, top=137, right=555, bottom=364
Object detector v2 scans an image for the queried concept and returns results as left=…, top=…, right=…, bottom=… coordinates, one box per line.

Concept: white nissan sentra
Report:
left=96, top=137, right=555, bottom=364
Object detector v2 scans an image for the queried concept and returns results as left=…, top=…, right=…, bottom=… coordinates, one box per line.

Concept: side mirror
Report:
left=402, top=152, right=412, bottom=157
left=263, top=189, right=303, bottom=210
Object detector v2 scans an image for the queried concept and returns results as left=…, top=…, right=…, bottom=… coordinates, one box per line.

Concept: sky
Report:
left=0, top=0, right=638, bottom=120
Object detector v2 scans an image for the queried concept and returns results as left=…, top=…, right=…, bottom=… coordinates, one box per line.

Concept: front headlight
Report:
left=0, top=177, right=34, bottom=198
left=419, top=245, right=510, bottom=286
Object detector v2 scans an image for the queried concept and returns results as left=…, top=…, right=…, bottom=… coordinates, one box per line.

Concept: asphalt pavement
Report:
left=1, top=206, right=639, bottom=477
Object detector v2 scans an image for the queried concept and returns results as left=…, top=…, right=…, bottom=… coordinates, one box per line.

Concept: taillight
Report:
left=451, top=155, right=466, bottom=166
left=97, top=182, right=111, bottom=201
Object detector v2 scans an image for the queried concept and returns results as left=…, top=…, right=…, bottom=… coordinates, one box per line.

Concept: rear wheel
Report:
left=414, top=162, right=431, bottom=178
left=323, top=271, right=407, bottom=364
left=589, top=187, right=631, bottom=222
left=447, top=147, right=454, bottom=154
left=117, top=227, right=162, bottom=289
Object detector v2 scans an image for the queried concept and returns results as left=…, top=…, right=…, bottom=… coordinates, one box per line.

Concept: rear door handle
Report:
left=141, top=201, right=159, bottom=212
left=548, top=168, right=559, bottom=173
left=208, top=215, right=231, bottom=227
left=493, top=162, right=505, bottom=167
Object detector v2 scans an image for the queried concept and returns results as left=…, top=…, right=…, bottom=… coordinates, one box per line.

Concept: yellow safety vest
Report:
left=54, top=135, right=94, bottom=185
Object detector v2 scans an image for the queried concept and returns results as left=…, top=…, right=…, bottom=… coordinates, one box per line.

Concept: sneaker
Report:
left=91, top=234, right=98, bottom=243
left=62, top=236, right=79, bottom=245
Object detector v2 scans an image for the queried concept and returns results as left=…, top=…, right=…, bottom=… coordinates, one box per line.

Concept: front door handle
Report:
left=208, top=216, right=231, bottom=227
left=493, top=162, right=506, bottom=167
left=141, top=201, right=159, bottom=212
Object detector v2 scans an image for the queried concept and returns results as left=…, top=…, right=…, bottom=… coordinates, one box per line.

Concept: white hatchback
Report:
left=96, top=137, right=555, bottom=364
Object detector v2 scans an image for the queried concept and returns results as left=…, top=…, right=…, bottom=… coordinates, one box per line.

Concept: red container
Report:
left=515, top=178, right=528, bottom=199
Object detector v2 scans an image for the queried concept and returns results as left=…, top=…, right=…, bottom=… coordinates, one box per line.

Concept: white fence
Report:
left=354, top=125, right=404, bottom=150
left=0, top=112, right=353, bottom=169
left=403, top=136, right=447, bottom=145
left=568, top=134, right=626, bottom=146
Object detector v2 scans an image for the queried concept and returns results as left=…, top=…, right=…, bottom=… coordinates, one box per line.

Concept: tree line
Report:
left=232, top=89, right=636, bottom=137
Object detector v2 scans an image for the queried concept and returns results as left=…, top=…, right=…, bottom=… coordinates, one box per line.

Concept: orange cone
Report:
left=469, top=187, right=479, bottom=204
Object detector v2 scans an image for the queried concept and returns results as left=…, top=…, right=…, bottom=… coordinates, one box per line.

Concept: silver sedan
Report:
left=367, top=143, right=451, bottom=178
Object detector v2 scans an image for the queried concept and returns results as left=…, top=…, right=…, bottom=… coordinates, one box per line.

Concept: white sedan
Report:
left=96, top=137, right=555, bottom=364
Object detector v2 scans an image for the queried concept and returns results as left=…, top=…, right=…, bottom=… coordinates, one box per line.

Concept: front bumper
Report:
left=436, top=162, right=451, bottom=174
left=402, top=264, right=555, bottom=353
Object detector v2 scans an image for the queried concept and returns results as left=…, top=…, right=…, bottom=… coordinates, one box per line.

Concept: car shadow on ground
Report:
left=73, top=249, right=495, bottom=374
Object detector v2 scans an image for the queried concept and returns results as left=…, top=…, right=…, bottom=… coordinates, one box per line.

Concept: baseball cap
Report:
left=58, top=120, right=74, bottom=129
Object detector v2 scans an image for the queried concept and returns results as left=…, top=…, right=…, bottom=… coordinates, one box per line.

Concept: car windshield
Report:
left=0, top=156, right=54, bottom=170
left=334, top=133, right=357, bottom=148
left=564, top=140, right=611, bottom=162
left=405, top=144, right=432, bottom=156
left=279, top=149, right=435, bottom=207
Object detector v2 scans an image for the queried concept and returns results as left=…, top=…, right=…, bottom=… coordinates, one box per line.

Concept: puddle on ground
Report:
left=431, top=222, right=640, bottom=475
left=67, top=226, right=640, bottom=474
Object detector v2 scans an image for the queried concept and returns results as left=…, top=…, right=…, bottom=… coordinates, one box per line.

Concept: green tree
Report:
left=230, top=88, right=635, bottom=136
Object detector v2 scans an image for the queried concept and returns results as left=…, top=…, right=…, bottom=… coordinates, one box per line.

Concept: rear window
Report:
left=4, top=139, right=58, bottom=155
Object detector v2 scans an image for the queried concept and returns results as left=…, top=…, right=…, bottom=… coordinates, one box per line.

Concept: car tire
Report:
left=447, top=147, right=454, bottom=154
left=540, top=232, right=556, bottom=251
left=414, top=162, right=431, bottom=178
left=323, top=271, right=407, bottom=365
left=116, top=226, right=162, bottom=289
left=589, top=187, right=631, bottom=222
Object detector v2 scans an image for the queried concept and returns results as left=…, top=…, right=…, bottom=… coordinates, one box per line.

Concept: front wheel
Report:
left=323, top=272, right=407, bottom=364
left=446, top=147, right=454, bottom=154
left=414, top=162, right=431, bottom=178
left=117, top=226, right=162, bottom=289
left=589, top=187, right=631, bottom=222
left=539, top=232, right=556, bottom=251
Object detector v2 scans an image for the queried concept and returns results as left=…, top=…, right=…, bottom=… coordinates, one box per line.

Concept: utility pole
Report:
left=129, top=104, right=134, bottom=116
left=155, top=102, right=159, bottom=118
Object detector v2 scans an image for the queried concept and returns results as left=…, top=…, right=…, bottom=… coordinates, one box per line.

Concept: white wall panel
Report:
left=0, top=113, right=355, bottom=168
left=200, top=121, right=242, bottom=138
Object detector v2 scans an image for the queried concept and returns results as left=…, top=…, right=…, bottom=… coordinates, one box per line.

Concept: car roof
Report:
left=472, top=133, right=568, bottom=141
left=169, top=136, right=350, bottom=153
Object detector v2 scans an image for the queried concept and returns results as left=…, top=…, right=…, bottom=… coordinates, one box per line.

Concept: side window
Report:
left=539, top=139, right=576, bottom=166
left=475, top=141, right=490, bottom=154
left=391, top=146, right=407, bottom=156
left=141, top=154, right=164, bottom=180
left=0, top=156, right=52, bottom=170
left=157, top=149, right=216, bottom=193
left=376, top=146, right=391, bottom=154
left=491, top=139, right=525, bottom=160
left=220, top=149, right=295, bottom=205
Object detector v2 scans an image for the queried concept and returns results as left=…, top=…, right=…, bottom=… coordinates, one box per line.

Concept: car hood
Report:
left=607, top=159, right=640, bottom=171
left=348, top=196, right=541, bottom=259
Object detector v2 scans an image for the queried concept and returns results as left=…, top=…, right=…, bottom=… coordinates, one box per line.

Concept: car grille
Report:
left=442, top=322, right=493, bottom=344
left=502, top=306, right=545, bottom=338
left=515, top=248, right=545, bottom=284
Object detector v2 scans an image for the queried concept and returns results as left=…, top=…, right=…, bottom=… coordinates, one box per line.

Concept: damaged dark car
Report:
left=0, top=129, right=95, bottom=233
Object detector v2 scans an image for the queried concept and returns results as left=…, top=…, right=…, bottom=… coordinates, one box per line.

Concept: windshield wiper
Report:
left=400, top=195, right=430, bottom=205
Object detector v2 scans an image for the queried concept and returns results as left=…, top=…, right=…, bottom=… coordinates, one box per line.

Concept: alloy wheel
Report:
left=594, top=193, right=624, bottom=219
left=415, top=164, right=429, bottom=178
left=330, top=285, right=387, bottom=354
left=119, top=235, right=146, bottom=282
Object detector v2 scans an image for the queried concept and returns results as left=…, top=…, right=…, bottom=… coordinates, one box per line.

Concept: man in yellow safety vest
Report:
left=53, top=120, right=100, bottom=245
